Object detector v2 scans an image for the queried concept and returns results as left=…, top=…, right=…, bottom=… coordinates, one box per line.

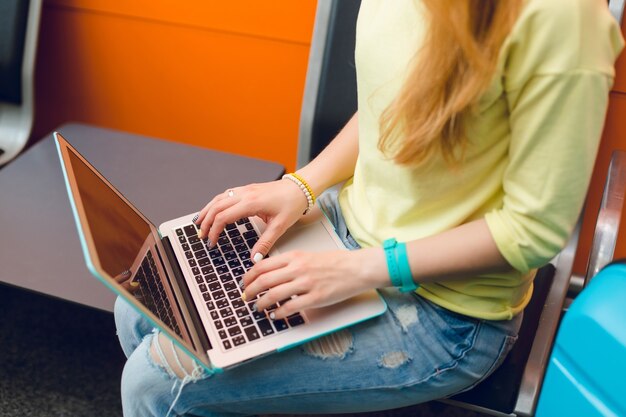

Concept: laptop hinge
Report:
left=160, top=236, right=212, bottom=352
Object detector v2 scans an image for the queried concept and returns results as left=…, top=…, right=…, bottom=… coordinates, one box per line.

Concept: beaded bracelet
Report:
left=282, top=173, right=316, bottom=215
left=383, top=238, right=418, bottom=293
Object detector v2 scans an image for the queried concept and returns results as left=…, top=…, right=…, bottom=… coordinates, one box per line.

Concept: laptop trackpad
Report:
left=271, top=221, right=344, bottom=255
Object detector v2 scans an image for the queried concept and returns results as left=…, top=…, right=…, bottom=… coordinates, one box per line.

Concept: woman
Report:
left=115, top=0, right=624, bottom=416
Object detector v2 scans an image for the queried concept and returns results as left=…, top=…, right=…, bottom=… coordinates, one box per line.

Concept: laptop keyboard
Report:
left=176, top=218, right=306, bottom=351
left=134, top=250, right=182, bottom=337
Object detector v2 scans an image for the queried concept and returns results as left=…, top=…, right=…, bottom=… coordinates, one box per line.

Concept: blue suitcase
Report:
left=536, top=261, right=626, bottom=417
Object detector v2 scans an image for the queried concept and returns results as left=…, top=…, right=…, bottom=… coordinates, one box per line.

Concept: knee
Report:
left=114, top=297, right=150, bottom=358
left=114, top=296, right=131, bottom=326
left=121, top=334, right=207, bottom=417
left=121, top=338, right=170, bottom=417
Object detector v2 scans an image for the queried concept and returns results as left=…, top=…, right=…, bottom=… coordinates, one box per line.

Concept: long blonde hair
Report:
left=378, top=0, right=523, bottom=166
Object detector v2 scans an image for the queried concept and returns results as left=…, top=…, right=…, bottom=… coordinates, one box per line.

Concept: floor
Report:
left=0, top=284, right=489, bottom=417
left=0, top=284, right=125, bottom=417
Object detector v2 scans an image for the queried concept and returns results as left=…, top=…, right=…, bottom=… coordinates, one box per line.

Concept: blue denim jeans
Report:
left=115, top=190, right=522, bottom=417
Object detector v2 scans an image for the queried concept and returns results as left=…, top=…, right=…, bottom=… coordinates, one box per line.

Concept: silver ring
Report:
left=227, top=189, right=235, bottom=197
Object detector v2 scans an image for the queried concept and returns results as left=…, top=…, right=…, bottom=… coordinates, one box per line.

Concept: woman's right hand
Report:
left=194, top=179, right=309, bottom=259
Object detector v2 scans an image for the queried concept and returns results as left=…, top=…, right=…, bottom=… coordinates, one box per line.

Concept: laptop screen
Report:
left=63, top=142, right=193, bottom=348
left=66, top=148, right=152, bottom=281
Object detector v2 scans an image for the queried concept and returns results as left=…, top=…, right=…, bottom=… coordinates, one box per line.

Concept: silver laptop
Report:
left=55, top=132, right=387, bottom=372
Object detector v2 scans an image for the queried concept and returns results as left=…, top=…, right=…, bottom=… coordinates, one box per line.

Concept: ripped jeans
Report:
left=114, top=190, right=522, bottom=417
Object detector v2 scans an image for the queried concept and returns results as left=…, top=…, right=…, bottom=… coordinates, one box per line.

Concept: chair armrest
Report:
left=512, top=223, right=579, bottom=417
left=584, top=150, right=626, bottom=284
left=516, top=150, right=626, bottom=416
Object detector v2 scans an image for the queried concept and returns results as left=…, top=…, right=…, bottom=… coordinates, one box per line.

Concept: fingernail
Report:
left=242, top=292, right=247, bottom=301
left=269, top=312, right=276, bottom=320
left=130, top=281, right=139, bottom=288
left=253, top=253, right=264, bottom=263
left=197, top=230, right=203, bottom=239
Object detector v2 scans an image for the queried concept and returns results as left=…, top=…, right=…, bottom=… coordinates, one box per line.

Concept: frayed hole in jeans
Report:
left=149, top=331, right=206, bottom=417
left=149, top=331, right=204, bottom=381
left=393, top=303, right=419, bottom=333
left=303, top=329, right=354, bottom=360
left=378, top=351, right=411, bottom=369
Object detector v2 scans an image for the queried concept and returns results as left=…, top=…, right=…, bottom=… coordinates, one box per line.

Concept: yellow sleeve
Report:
left=485, top=72, right=613, bottom=273
left=484, top=0, right=624, bottom=273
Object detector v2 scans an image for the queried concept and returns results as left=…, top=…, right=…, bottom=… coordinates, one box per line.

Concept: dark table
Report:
left=0, top=123, right=284, bottom=311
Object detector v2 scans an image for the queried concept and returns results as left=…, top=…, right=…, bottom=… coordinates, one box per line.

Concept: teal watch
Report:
left=383, top=238, right=418, bottom=293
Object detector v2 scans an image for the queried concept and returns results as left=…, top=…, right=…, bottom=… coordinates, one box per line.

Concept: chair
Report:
left=441, top=150, right=626, bottom=417
left=296, top=1, right=626, bottom=416
left=534, top=155, right=626, bottom=417
left=0, top=0, right=42, bottom=166
left=297, top=0, right=360, bottom=168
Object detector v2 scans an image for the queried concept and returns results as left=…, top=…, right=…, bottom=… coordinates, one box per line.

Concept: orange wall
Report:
left=33, top=0, right=317, bottom=172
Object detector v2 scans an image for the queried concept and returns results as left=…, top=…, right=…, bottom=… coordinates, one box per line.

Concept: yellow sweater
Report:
left=339, top=0, right=624, bottom=320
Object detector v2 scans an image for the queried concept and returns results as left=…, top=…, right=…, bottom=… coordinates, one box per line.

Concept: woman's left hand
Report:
left=241, top=247, right=386, bottom=320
